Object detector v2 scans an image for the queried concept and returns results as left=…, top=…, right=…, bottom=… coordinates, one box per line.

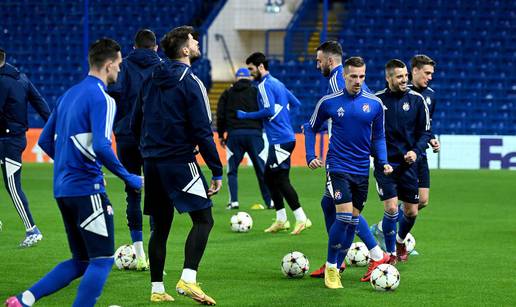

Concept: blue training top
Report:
left=304, top=88, right=388, bottom=176
left=239, top=73, right=300, bottom=145
left=39, top=75, right=141, bottom=198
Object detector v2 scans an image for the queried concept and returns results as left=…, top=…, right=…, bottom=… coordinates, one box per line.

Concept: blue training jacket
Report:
left=131, top=60, right=222, bottom=179
left=0, top=63, right=50, bottom=135
left=304, top=88, right=388, bottom=176
left=107, top=48, right=161, bottom=143
left=408, top=83, right=436, bottom=140
left=239, top=73, right=300, bottom=145
left=38, top=76, right=142, bottom=197
left=375, top=87, right=431, bottom=165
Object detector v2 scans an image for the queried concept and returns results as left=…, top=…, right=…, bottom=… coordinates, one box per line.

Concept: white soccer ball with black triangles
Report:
left=370, top=264, right=400, bottom=291
left=345, top=242, right=370, bottom=266
left=404, top=233, right=416, bottom=253
left=114, top=244, right=137, bottom=270
left=281, top=251, right=309, bottom=278
left=230, top=212, right=253, bottom=232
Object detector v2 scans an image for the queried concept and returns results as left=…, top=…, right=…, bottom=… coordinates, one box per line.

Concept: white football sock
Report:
left=369, top=246, right=384, bottom=261
left=293, top=207, right=307, bottom=222
left=326, top=262, right=337, bottom=269
left=231, top=201, right=239, bottom=208
left=396, top=234, right=405, bottom=244
left=133, top=241, right=145, bottom=259
left=21, top=291, right=35, bottom=306
left=181, top=268, right=197, bottom=283
left=151, top=282, right=164, bottom=294
left=276, top=208, right=287, bottom=222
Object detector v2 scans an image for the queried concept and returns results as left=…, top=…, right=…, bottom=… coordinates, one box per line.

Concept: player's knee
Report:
left=384, top=201, right=398, bottom=214
left=418, top=200, right=428, bottom=210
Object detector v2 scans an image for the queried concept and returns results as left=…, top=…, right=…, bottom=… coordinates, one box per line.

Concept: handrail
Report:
left=214, top=33, right=235, bottom=77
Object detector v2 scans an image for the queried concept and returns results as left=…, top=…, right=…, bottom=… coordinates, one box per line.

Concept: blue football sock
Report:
left=73, top=257, right=113, bottom=307
left=327, top=212, right=351, bottom=264
left=341, top=216, right=359, bottom=258
left=321, top=196, right=335, bottom=234
left=356, top=215, right=377, bottom=250
left=383, top=211, right=398, bottom=253
left=28, top=259, right=88, bottom=302
left=130, top=230, right=143, bottom=243
left=398, top=213, right=416, bottom=241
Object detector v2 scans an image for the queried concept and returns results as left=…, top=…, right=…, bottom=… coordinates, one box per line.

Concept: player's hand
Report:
left=208, top=179, right=222, bottom=197
left=404, top=151, right=417, bottom=164
left=308, top=158, right=323, bottom=170
left=383, top=164, right=393, bottom=175
left=236, top=110, right=247, bottom=119
left=430, top=138, right=440, bottom=153
left=218, top=138, right=226, bottom=148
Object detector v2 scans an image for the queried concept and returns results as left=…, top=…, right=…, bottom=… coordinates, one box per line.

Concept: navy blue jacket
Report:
left=375, top=88, right=431, bottom=165
left=131, top=60, right=222, bottom=178
left=108, top=48, right=161, bottom=143
left=0, top=63, right=50, bottom=136
left=408, top=83, right=436, bottom=139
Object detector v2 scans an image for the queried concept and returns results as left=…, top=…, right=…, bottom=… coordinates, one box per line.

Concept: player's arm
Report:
left=91, top=95, right=142, bottom=190
left=186, top=78, right=223, bottom=189
left=304, top=98, right=329, bottom=167
left=236, top=81, right=274, bottom=120
left=216, top=89, right=228, bottom=146
left=412, top=97, right=432, bottom=157
left=371, top=102, right=392, bottom=174
left=286, top=88, right=301, bottom=109
left=0, top=81, right=9, bottom=110
left=26, top=77, right=51, bottom=122
left=427, top=96, right=440, bottom=151
left=38, top=101, right=58, bottom=159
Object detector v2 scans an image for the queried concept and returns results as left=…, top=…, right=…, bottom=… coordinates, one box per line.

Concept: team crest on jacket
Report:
left=334, top=190, right=342, bottom=200
left=362, top=103, right=370, bottom=113
left=426, top=97, right=432, bottom=105
left=337, top=107, right=345, bottom=117
left=402, top=102, right=410, bottom=111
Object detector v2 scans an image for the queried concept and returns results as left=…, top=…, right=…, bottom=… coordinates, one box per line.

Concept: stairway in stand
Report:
left=208, top=81, right=233, bottom=125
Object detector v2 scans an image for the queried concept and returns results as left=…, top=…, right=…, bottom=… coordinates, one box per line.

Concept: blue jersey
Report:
left=241, top=74, right=300, bottom=145
left=375, top=88, right=431, bottom=165
left=39, top=76, right=141, bottom=197
left=326, top=65, right=372, bottom=95
left=304, top=89, right=388, bottom=176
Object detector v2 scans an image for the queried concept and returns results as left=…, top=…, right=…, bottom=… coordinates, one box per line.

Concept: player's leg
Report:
left=325, top=173, right=358, bottom=289
left=116, top=142, right=147, bottom=269
left=418, top=155, right=431, bottom=210
left=0, top=137, right=41, bottom=247
left=310, top=185, right=336, bottom=278
left=73, top=193, right=115, bottom=307
left=144, top=160, right=175, bottom=301
left=226, top=135, right=245, bottom=209
left=245, top=134, right=272, bottom=208
left=6, top=197, right=90, bottom=306
left=264, top=144, right=290, bottom=232
left=396, top=165, right=420, bottom=262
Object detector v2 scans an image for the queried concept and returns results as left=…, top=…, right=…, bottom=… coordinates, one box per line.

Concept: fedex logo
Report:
left=480, top=138, right=516, bottom=169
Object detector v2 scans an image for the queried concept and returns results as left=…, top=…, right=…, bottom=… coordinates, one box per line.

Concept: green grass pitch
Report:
left=1, top=164, right=515, bottom=306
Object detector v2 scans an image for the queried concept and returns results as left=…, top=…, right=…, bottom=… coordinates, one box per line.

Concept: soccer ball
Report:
left=114, top=244, right=137, bottom=270
left=370, top=264, right=400, bottom=291
left=404, top=233, right=416, bottom=253
left=281, top=251, right=309, bottom=278
left=230, top=212, right=253, bottom=232
left=345, top=242, right=370, bottom=266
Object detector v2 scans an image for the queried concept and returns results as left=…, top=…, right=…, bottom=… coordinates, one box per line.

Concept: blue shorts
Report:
left=57, top=193, right=115, bottom=260
left=143, top=159, right=212, bottom=215
left=266, top=141, right=295, bottom=171
left=326, top=171, right=369, bottom=211
left=374, top=163, right=419, bottom=204
left=417, top=155, right=430, bottom=188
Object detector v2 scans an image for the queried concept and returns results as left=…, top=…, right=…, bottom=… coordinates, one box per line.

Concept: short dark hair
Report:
left=134, top=29, right=157, bottom=49
left=316, top=41, right=343, bottom=58
left=385, top=59, right=406, bottom=75
left=0, top=48, right=5, bottom=65
left=246, top=52, right=268, bottom=71
left=410, top=54, right=436, bottom=70
left=88, top=38, right=121, bottom=69
left=343, top=56, right=365, bottom=71
left=160, top=25, right=195, bottom=60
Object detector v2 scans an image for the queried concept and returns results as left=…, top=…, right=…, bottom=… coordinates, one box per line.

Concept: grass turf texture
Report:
left=0, top=164, right=515, bottom=306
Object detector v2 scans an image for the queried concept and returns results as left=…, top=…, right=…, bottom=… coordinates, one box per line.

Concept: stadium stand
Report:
left=269, top=0, right=515, bottom=135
